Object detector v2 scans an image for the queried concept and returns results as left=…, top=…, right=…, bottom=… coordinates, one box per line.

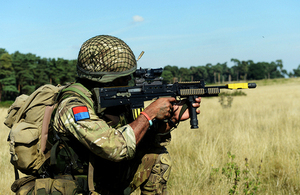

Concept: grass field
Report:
left=1, top=78, right=300, bottom=194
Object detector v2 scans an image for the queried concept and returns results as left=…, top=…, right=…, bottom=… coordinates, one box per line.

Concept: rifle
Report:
left=92, top=68, right=256, bottom=129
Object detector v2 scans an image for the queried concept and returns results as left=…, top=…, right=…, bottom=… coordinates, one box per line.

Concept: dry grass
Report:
left=1, top=78, right=300, bottom=194
left=167, top=78, right=300, bottom=194
left=0, top=108, right=16, bottom=195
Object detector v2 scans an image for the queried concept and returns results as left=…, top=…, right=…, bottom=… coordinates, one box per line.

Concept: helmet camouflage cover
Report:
left=77, top=35, right=137, bottom=83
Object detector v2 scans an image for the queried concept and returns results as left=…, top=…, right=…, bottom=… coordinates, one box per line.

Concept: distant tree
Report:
left=274, top=60, right=287, bottom=78
left=48, top=58, right=60, bottom=85
left=0, top=48, right=8, bottom=57
left=240, top=61, right=249, bottom=81
left=248, top=62, right=266, bottom=80
left=34, top=57, right=50, bottom=88
left=213, top=63, right=222, bottom=83
left=161, top=70, right=173, bottom=84
left=63, top=59, right=77, bottom=83
left=164, top=65, right=179, bottom=79
left=178, top=67, right=191, bottom=82
left=190, top=66, right=208, bottom=81
left=264, top=62, right=277, bottom=79
left=231, top=58, right=241, bottom=81
left=55, top=58, right=77, bottom=85
left=205, top=63, right=214, bottom=83
left=292, top=65, right=300, bottom=77
left=12, top=52, right=37, bottom=94
left=231, top=59, right=250, bottom=81
left=0, top=52, right=18, bottom=101
left=214, top=62, right=229, bottom=83
left=189, top=66, right=197, bottom=81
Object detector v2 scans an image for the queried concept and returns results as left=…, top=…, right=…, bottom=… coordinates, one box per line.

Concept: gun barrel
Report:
left=226, top=83, right=257, bottom=89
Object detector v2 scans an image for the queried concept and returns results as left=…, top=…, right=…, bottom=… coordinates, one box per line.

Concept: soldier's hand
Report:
left=143, top=97, right=176, bottom=120
left=154, top=97, right=201, bottom=134
left=172, top=97, right=201, bottom=122
left=131, top=97, right=177, bottom=144
left=145, top=97, right=201, bottom=134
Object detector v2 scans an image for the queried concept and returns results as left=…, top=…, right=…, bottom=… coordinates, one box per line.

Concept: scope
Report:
left=133, top=68, right=163, bottom=79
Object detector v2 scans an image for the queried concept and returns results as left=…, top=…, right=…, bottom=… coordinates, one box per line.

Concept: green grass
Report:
left=0, top=101, right=14, bottom=108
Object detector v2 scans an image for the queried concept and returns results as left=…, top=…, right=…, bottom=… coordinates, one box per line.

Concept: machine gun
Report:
left=92, top=68, right=256, bottom=129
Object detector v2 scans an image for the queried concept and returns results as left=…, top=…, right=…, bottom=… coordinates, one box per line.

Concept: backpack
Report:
left=4, top=83, right=92, bottom=178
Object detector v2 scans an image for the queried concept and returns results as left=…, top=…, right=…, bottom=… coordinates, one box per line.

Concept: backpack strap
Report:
left=13, top=166, right=19, bottom=181
left=52, top=83, right=96, bottom=192
left=60, top=83, right=94, bottom=109
left=41, top=105, right=55, bottom=153
left=88, top=154, right=96, bottom=192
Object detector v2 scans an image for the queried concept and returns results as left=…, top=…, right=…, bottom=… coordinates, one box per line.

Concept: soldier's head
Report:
left=76, top=35, right=136, bottom=86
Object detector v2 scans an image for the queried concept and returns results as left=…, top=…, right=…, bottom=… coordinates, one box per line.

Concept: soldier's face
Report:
left=112, top=75, right=131, bottom=86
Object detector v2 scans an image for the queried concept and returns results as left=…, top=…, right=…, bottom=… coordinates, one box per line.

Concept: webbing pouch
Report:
left=35, top=178, right=78, bottom=195
left=11, top=175, right=36, bottom=193
left=50, top=137, right=78, bottom=172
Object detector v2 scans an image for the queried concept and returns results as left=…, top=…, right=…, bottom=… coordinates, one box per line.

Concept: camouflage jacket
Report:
left=52, top=83, right=136, bottom=162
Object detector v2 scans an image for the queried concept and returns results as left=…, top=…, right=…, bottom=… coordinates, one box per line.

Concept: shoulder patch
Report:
left=72, top=106, right=90, bottom=122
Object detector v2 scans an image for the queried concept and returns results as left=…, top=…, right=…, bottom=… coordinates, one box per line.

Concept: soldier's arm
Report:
left=53, top=97, right=136, bottom=162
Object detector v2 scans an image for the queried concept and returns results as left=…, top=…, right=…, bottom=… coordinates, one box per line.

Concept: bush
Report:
left=0, top=101, right=14, bottom=108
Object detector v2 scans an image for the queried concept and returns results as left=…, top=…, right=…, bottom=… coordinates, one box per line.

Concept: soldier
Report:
left=48, top=35, right=201, bottom=194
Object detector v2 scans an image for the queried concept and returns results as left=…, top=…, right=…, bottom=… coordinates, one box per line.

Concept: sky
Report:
left=1, top=0, right=299, bottom=73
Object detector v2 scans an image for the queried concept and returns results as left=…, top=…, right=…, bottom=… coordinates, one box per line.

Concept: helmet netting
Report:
left=77, top=35, right=136, bottom=78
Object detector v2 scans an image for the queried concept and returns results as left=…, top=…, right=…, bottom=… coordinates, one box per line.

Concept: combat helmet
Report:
left=77, top=35, right=137, bottom=83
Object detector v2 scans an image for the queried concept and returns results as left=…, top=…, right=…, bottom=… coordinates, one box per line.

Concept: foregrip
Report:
left=188, top=95, right=199, bottom=129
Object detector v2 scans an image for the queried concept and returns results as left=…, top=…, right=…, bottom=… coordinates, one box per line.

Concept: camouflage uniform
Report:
left=51, top=83, right=172, bottom=194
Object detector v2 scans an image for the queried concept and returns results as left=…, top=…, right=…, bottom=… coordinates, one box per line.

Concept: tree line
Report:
left=161, top=59, right=300, bottom=84
left=1, top=48, right=300, bottom=101
left=0, top=48, right=77, bottom=101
